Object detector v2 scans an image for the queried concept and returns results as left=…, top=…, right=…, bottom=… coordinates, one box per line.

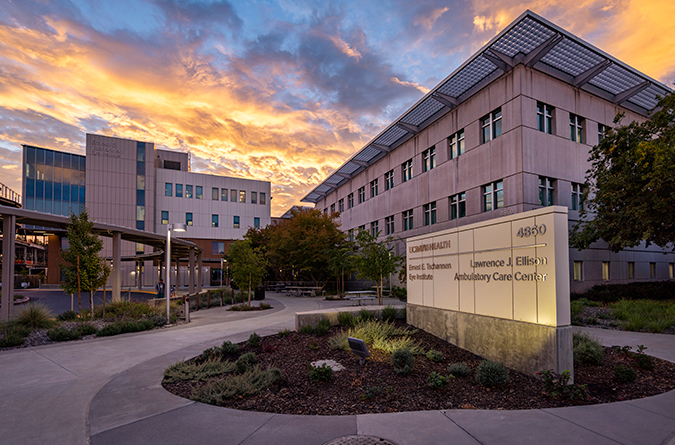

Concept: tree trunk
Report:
left=102, top=285, right=106, bottom=318
left=90, top=290, right=94, bottom=319
left=379, top=272, right=383, bottom=305
left=248, top=273, right=252, bottom=307
left=77, top=255, right=81, bottom=314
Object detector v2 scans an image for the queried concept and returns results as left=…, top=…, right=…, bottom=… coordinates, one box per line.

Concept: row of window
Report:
left=538, top=176, right=585, bottom=210
left=164, top=183, right=267, bottom=205
left=160, top=211, right=260, bottom=229
left=573, top=262, right=675, bottom=282
left=537, top=101, right=609, bottom=143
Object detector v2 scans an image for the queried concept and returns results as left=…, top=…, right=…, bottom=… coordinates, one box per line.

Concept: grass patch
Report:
left=13, top=303, right=57, bottom=330
left=329, top=320, right=422, bottom=354
left=97, top=319, right=155, bottom=337
left=573, top=332, right=604, bottom=365
left=164, top=358, right=235, bottom=382
left=191, top=365, right=281, bottom=403
left=610, top=299, right=675, bottom=333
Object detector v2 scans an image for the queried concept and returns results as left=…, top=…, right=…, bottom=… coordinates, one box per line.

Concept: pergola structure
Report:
left=0, top=206, right=202, bottom=321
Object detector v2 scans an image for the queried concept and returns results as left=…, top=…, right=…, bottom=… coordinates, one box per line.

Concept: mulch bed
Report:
left=162, top=323, right=675, bottom=415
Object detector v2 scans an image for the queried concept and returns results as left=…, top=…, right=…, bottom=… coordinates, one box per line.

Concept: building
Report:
left=21, top=134, right=271, bottom=287
left=302, top=10, right=675, bottom=292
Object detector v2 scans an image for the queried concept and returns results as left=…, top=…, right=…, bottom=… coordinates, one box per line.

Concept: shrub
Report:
left=381, top=306, right=399, bottom=323
left=308, top=363, right=334, bottom=383
left=164, top=358, right=235, bottom=382
left=447, top=362, right=471, bottom=378
left=614, top=365, right=637, bottom=383
left=392, top=285, right=407, bottom=301
left=97, top=300, right=156, bottom=320
left=235, top=352, right=257, bottom=374
left=427, top=371, right=450, bottom=388
left=314, top=319, right=331, bottom=336
left=634, top=345, right=656, bottom=370
left=96, top=319, right=154, bottom=337
left=337, top=312, right=357, bottom=328
left=14, top=303, right=57, bottom=330
left=538, top=370, right=587, bottom=400
left=571, top=281, right=675, bottom=304
left=392, top=348, right=414, bottom=375
left=476, top=360, right=509, bottom=388
left=259, top=303, right=272, bottom=310
left=150, top=315, right=167, bottom=327
left=573, top=332, right=604, bottom=365
left=329, top=320, right=422, bottom=354
left=426, top=350, right=444, bottom=363
left=76, top=324, right=98, bottom=336
left=0, top=327, right=28, bottom=347
left=299, top=324, right=314, bottom=335
left=247, top=332, right=262, bottom=348
left=277, top=329, right=292, bottom=338
left=229, top=304, right=256, bottom=312
left=47, top=327, right=82, bottom=342
left=57, top=310, right=78, bottom=322
left=357, top=309, right=376, bottom=323
left=191, top=366, right=281, bottom=403
left=221, top=341, right=239, bottom=356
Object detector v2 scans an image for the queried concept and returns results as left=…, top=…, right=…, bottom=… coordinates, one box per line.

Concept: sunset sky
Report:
left=1, top=0, right=673, bottom=216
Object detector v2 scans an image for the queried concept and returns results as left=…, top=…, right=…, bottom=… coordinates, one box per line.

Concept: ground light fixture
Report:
left=165, top=223, right=187, bottom=324
left=347, top=337, right=370, bottom=365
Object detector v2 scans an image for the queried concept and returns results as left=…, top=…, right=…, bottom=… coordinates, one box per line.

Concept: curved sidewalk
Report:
left=1, top=295, right=675, bottom=445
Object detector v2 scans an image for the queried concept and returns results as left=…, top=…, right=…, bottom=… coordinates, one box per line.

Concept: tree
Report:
left=327, top=243, right=357, bottom=296
left=229, top=239, right=268, bottom=307
left=60, top=209, right=110, bottom=317
left=571, top=91, right=675, bottom=252
left=353, top=230, right=404, bottom=305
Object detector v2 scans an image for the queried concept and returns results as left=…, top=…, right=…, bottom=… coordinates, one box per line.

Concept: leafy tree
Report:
left=571, top=91, right=675, bottom=252
left=60, top=209, right=110, bottom=317
left=229, top=239, right=268, bottom=306
left=353, top=230, right=404, bottom=304
left=327, top=243, right=357, bottom=296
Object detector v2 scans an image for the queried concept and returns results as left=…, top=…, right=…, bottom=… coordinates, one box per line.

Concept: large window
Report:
left=330, top=203, right=335, bottom=213
left=185, top=185, right=193, bottom=198
left=571, top=183, right=584, bottom=211
left=537, top=102, right=554, bottom=134
left=403, top=209, right=413, bottom=231
left=401, top=159, right=413, bottom=182
left=233, top=216, right=240, bottom=228
left=449, top=129, right=465, bottom=159
left=196, top=186, right=203, bottom=199
left=650, top=262, right=656, bottom=279
left=385, top=215, right=394, bottom=235
left=573, top=261, right=583, bottom=281
left=254, top=217, right=260, bottom=228
left=385, top=170, right=394, bottom=191
left=483, top=180, right=504, bottom=212
left=165, top=183, right=172, bottom=196
left=570, top=114, right=584, bottom=143
left=338, top=198, right=344, bottom=212
left=602, top=261, right=610, bottom=281
left=221, top=188, right=228, bottom=201
left=370, top=179, right=378, bottom=198
left=212, top=187, right=219, bottom=200
left=161, top=211, right=169, bottom=225
left=260, top=192, right=266, bottom=205
left=239, top=191, right=246, bottom=203
left=230, top=189, right=237, bottom=202
left=358, top=186, right=366, bottom=204
left=422, top=147, right=436, bottom=172
left=370, top=220, right=379, bottom=237
left=628, top=262, right=635, bottom=280
left=348, top=229, right=355, bottom=242
left=347, top=193, right=354, bottom=209
left=251, top=191, right=257, bottom=204
left=212, top=214, right=218, bottom=227
left=450, top=192, right=466, bottom=220
left=481, top=108, right=502, bottom=143
left=598, top=123, right=608, bottom=143
left=212, top=242, right=225, bottom=255
left=176, top=184, right=183, bottom=198
left=186, top=212, right=193, bottom=226
left=423, top=202, right=437, bottom=226
left=539, top=177, right=555, bottom=207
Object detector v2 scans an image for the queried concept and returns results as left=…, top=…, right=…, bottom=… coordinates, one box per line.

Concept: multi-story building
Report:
left=302, top=11, right=674, bottom=292
left=22, top=133, right=271, bottom=287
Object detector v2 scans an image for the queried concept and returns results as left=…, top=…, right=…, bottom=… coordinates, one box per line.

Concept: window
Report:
left=211, top=214, right=218, bottom=227
left=450, top=192, right=466, bottom=220
left=449, top=130, right=465, bottom=159
left=196, top=186, right=203, bottom=199
left=537, top=102, right=554, bottom=134
left=598, top=123, right=608, bottom=143
left=165, top=183, right=172, bottom=196
left=212, top=242, right=225, bottom=255
left=423, top=202, right=437, bottom=226
left=323, top=208, right=328, bottom=214
left=403, top=209, right=413, bottom=231
left=251, top=191, right=257, bottom=204
left=481, top=108, right=502, bottom=143
left=185, top=185, right=193, bottom=198
left=358, top=186, right=366, bottom=204
left=175, top=184, right=183, bottom=198
left=573, top=261, right=583, bottom=281
left=483, top=180, right=504, bottom=212
left=422, top=147, right=436, bottom=172
left=136, top=243, right=145, bottom=255
left=570, top=114, right=584, bottom=143
left=231, top=189, right=237, bottom=202
left=602, top=261, right=610, bottom=281
left=370, top=220, right=379, bottom=237
left=650, top=262, right=656, bottom=279
left=628, top=262, right=635, bottom=279
left=239, top=191, right=246, bottom=203
left=163, top=160, right=181, bottom=170
left=330, top=203, right=335, bottom=213
left=348, top=229, right=354, bottom=242
left=385, top=215, right=395, bottom=235
left=670, top=263, right=674, bottom=279
left=358, top=225, right=366, bottom=232
left=254, top=217, right=260, bottom=228
left=186, top=212, right=193, bottom=226
left=385, top=170, right=394, bottom=190
left=539, top=177, right=555, bottom=207
left=161, top=211, right=169, bottom=225
left=338, top=198, right=344, bottom=212
left=212, top=187, right=219, bottom=200
left=233, top=216, right=240, bottom=228
left=571, top=183, right=584, bottom=211
left=221, top=188, right=228, bottom=201
left=370, top=179, right=378, bottom=198
left=260, top=192, right=266, bottom=205
left=348, top=193, right=354, bottom=209
left=402, top=159, right=413, bottom=182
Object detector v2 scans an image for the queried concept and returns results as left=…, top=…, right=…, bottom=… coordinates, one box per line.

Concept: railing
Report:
left=0, top=182, right=21, bottom=205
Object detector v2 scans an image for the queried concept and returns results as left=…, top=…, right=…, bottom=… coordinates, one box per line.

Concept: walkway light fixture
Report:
left=166, top=223, right=187, bottom=324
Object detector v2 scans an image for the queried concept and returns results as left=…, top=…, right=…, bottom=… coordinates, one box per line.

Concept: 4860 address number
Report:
left=516, top=224, right=546, bottom=238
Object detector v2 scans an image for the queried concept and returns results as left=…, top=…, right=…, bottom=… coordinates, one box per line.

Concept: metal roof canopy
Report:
left=302, top=10, right=671, bottom=204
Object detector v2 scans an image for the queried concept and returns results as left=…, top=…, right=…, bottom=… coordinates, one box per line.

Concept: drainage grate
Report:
left=324, top=435, right=398, bottom=445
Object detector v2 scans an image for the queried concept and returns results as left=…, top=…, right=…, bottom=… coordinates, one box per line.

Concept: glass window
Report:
left=650, top=262, right=656, bottom=279
left=539, top=177, right=555, bottom=207
left=137, top=142, right=146, bottom=161
left=385, top=215, right=394, bottom=235
left=483, top=180, right=503, bottom=211
left=137, top=175, right=145, bottom=190
left=348, top=193, right=354, bottom=209
left=571, top=183, right=584, bottom=211
left=570, top=114, right=584, bottom=143
left=370, top=220, right=379, bottom=237
left=175, top=184, right=183, bottom=198
left=211, top=214, right=218, bottom=227
left=161, top=211, right=169, bottom=225
left=185, top=185, right=193, bottom=198
left=403, top=209, right=413, bottom=231
left=254, top=217, right=260, bottom=229
left=602, top=261, right=610, bottom=281
left=537, top=102, right=554, bottom=134
left=669, top=263, right=674, bottom=279
left=338, top=198, right=344, bottom=212
left=370, top=179, right=378, bottom=198
left=136, top=189, right=145, bottom=206
left=233, top=216, right=240, bottom=228
left=239, top=190, right=246, bottom=203
left=136, top=205, right=145, bottom=221
left=449, top=129, right=465, bottom=159
left=423, top=202, right=436, bottom=226
left=212, top=187, right=219, bottom=200
left=481, top=108, right=502, bottom=143
left=330, top=203, right=335, bottom=213
left=598, top=123, right=608, bottom=143
left=196, top=186, right=202, bottom=199
left=212, top=242, right=225, bottom=255
left=358, top=186, right=365, bottom=204
left=221, top=188, right=228, bottom=201
left=573, top=261, right=583, bottom=281
left=231, top=189, right=237, bottom=202
left=385, top=170, right=394, bottom=190
left=251, top=191, right=257, bottom=204
left=627, top=262, right=635, bottom=279
left=136, top=160, right=145, bottom=176
left=450, top=192, right=466, bottom=219
left=186, top=212, right=193, bottom=226
left=260, top=192, right=266, bottom=205
left=401, top=159, right=413, bottom=182
left=422, top=147, right=436, bottom=172
left=348, top=229, right=355, bottom=242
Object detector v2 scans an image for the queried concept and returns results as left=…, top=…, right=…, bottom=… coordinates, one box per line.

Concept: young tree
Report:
left=229, top=239, right=268, bottom=307
left=327, top=243, right=356, bottom=296
left=571, top=91, right=675, bottom=252
left=353, top=230, right=404, bottom=305
left=60, top=209, right=110, bottom=318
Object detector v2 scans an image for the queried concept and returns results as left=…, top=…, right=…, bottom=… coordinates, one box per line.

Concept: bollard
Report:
left=183, top=297, right=190, bottom=323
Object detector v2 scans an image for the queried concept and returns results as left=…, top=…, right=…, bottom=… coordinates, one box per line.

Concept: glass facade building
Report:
left=23, top=145, right=85, bottom=216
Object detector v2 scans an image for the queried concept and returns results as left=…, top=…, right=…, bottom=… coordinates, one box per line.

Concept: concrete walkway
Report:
left=1, top=294, right=674, bottom=445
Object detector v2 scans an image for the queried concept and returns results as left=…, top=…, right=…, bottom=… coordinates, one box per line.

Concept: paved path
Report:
left=1, top=295, right=675, bottom=445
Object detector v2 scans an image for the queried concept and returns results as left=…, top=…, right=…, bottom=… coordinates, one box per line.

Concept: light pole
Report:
left=166, top=223, right=187, bottom=324
left=220, top=258, right=224, bottom=288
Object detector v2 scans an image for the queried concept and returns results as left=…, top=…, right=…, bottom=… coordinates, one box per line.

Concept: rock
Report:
left=311, top=359, right=345, bottom=372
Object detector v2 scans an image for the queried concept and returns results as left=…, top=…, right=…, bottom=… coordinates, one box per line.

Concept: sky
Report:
left=0, top=0, right=673, bottom=216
